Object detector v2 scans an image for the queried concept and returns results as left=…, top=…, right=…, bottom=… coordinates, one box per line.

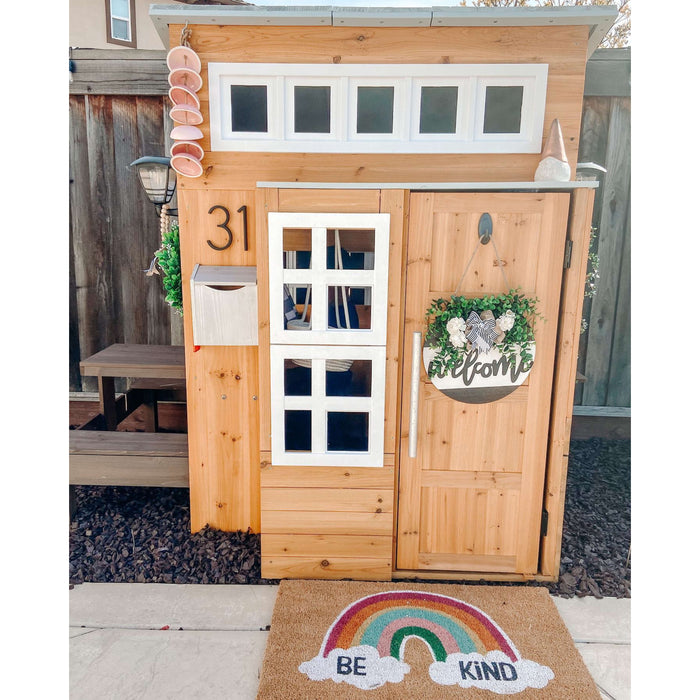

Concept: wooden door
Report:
left=396, top=192, right=570, bottom=576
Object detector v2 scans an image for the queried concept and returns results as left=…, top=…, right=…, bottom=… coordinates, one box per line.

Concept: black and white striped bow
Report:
left=466, top=311, right=499, bottom=354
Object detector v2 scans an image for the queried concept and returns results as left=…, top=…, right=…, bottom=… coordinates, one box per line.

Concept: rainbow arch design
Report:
left=320, top=590, right=520, bottom=663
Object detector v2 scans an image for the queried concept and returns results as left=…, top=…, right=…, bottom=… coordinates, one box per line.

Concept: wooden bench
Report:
left=69, top=431, right=189, bottom=488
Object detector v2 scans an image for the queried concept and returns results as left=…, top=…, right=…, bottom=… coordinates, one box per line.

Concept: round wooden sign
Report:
left=423, top=343, right=535, bottom=404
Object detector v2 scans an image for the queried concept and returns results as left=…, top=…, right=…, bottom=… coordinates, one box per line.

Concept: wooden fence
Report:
left=69, top=48, right=630, bottom=410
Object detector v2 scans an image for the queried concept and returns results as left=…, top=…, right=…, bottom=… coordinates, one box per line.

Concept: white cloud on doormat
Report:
left=429, top=650, right=555, bottom=694
left=299, top=645, right=410, bottom=690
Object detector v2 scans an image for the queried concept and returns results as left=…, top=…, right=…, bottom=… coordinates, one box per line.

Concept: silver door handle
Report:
left=408, top=331, right=422, bottom=458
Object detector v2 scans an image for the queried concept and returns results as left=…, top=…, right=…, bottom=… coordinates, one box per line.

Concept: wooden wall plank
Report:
left=262, top=533, right=392, bottom=558
left=540, top=188, right=595, bottom=578
left=261, top=556, right=391, bottom=581
left=262, top=510, right=392, bottom=536
left=261, top=460, right=394, bottom=489
left=256, top=188, right=277, bottom=454
left=179, top=188, right=260, bottom=533
left=278, top=189, right=380, bottom=212
left=262, top=488, right=392, bottom=513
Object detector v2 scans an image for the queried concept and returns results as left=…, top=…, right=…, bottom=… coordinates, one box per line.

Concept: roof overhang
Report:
left=149, top=4, right=618, bottom=59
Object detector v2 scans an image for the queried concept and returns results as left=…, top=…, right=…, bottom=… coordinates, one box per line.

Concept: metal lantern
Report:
left=129, top=156, right=177, bottom=216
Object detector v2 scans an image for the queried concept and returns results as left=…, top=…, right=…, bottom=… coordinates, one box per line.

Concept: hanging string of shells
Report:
left=167, top=24, right=204, bottom=178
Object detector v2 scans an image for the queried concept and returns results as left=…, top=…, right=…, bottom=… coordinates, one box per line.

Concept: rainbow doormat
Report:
left=256, top=580, right=600, bottom=699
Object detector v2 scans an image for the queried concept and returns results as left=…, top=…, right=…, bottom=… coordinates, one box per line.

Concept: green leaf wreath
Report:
left=154, top=222, right=183, bottom=314
left=424, top=289, right=540, bottom=378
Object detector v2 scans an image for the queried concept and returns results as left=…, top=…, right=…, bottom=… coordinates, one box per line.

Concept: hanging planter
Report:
left=423, top=289, right=539, bottom=404
left=148, top=221, right=183, bottom=315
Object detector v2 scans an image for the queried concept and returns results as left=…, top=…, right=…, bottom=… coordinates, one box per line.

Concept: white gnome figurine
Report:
left=534, top=119, right=571, bottom=182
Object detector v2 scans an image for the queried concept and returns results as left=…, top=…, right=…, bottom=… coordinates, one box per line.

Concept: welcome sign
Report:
left=423, top=344, right=535, bottom=404
left=298, top=590, right=554, bottom=694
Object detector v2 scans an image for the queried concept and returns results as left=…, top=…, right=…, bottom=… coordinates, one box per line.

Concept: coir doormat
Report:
left=256, top=580, right=599, bottom=699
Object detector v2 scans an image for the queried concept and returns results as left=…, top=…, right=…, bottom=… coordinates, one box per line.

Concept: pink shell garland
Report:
left=169, top=104, right=204, bottom=126
left=168, top=67, right=202, bottom=93
left=168, top=43, right=203, bottom=179
left=170, top=140, right=205, bottom=161
left=166, top=45, right=202, bottom=74
left=168, top=85, right=200, bottom=109
left=171, top=152, right=204, bottom=178
left=170, top=124, right=203, bottom=141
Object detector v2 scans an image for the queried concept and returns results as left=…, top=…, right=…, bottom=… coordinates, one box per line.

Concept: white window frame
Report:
left=208, top=63, right=548, bottom=154
left=473, top=75, right=546, bottom=146
left=270, top=344, right=386, bottom=467
left=410, top=77, right=470, bottom=143
left=348, top=78, right=409, bottom=143
left=268, top=212, right=390, bottom=346
left=285, top=77, right=344, bottom=142
left=226, top=77, right=283, bottom=141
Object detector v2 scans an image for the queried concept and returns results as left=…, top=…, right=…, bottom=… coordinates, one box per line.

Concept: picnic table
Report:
left=70, top=344, right=189, bottom=488
left=79, top=343, right=186, bottom=431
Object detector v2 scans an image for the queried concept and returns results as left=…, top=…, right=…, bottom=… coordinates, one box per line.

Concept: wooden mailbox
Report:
left=150, top=4, right=617, bottom=582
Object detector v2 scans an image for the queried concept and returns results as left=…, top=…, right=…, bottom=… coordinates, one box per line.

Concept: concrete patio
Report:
left=69, top=583, right=630, bottom=699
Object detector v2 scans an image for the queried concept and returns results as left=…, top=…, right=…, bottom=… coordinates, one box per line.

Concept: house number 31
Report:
left=206, top=204, right=248, bottom=252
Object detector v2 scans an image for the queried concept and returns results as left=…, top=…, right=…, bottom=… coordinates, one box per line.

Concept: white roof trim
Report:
left=255, top=182, right=599, bottom=191
left=149, top=5, right=617, bottom=58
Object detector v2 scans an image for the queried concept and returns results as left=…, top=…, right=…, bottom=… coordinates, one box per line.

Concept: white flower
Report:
left=496, top=309, right=516, bottom=332
left=450, top=330, right=467, bottom=348
left=446, top=317, right=466, bottom=334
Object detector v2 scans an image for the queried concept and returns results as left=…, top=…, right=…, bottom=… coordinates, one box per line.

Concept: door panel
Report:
left=396, top=192, right=570, bottom=575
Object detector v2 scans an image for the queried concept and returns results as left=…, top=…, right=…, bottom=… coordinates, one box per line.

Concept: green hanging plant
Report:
left=424, top=288, right=541, bottom=378
left=153, top=221, right=183, bottom=314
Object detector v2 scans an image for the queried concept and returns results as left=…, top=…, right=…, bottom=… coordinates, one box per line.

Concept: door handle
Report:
left=408, top=331, right=422, bottom=458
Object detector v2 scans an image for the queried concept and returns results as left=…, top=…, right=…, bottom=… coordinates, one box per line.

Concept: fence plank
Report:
left=69, top=96, right=90, bottom=392
left=581, top=97, right=631, bottom=406
left=574, top=96, right=610, bottom=405
left=69, top=51, right=169, bottom=96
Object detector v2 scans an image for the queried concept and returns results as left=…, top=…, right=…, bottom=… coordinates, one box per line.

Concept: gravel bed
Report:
left=69, top=437, right=630, bottom=597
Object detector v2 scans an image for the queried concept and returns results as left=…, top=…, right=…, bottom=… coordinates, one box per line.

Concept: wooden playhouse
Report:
left=149, top=3, right=617, bottom=582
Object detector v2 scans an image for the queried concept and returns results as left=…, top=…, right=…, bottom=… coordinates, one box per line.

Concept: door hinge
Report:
left=563, top=239, right=573, bottom=269
left=540, top=508, right=549, bottom=538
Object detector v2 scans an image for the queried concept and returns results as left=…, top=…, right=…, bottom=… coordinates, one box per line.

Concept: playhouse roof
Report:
left=149, top=4, right=618, bottom=59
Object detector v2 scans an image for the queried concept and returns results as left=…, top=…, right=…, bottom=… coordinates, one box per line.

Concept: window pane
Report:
left=483, top=85, right=524, bottom=134
left=326, top=359, right=372, bottom=397
left=327, top=412, right=369, bottom=452
left=284, top=362, right=311, bottom=395
left=328, top=286, right=372, bottom=330
left=294, top=86, right=331, bottom=133
left=111, top=18, right=130, bottom=41
left=419, top=86, right=458, bottom=134
left=357, top=86, right=394, bottom=134
left=285, top=410, right=311, bottom=452
left=231, top=85, right=268, bottom=133
left=111, top=0, right=129, bottom=18
left=326, top=230, right=375, bottom=270
left=283, top=229, right=311, bottom=269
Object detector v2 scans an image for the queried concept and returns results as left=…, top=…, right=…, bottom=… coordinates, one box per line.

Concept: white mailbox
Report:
left=190, top=264, right=258, bottom=346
